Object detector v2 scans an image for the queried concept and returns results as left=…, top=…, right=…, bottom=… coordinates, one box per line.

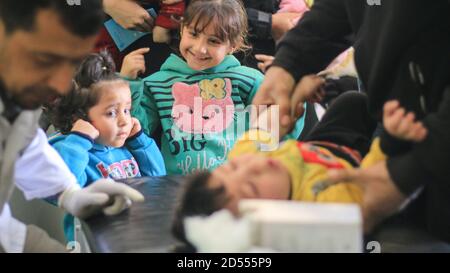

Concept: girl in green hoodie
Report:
left=126, top=0, right=304, bottom=175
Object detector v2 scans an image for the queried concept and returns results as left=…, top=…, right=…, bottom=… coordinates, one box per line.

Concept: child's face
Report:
left=180, top=20, right=234, bottom=71
left=88, top=81, right=133, bottom=147
left=209, top=154, right=291, bottom=214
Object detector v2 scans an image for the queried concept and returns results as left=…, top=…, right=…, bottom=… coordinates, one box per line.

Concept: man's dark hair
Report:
left=172, top=171, right=230, bottom=251
left=0, top=0, right=104, bottom=37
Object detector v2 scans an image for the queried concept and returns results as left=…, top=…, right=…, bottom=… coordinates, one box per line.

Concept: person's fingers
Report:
left=252, top=89, right=273, bottom=106
left=129, top=47, right=150, bottom=56
left=277, top=94, right=292, bottom=127
left=407, top=122, right=428, bottom=142
left=290, top=76, right=323, bottom=116
left=290, top=84, right=306, bottom=117
left=293, top=102, right=305, bottom=120
left=133, top=25, right=148, bottom=33
left=257, top=62, right=265, bottom=72
left=408, top=124, right=423, bottom=142
left=383, top=100, right=399, bottom=119
left=90, top=179, right=145, bottom=202
left=126, top=60, right=145, bottom=77
left=396, top=112, right=415, bottom=136
left=137, top=65, right=146, bottom=75
left=311, top=89, right=325, bottom=103
left=417, top=126, right=428, bottom=141
left=122, top=186, right=144, bottom=202
left=82, top=192, right=110, bottom=207
left=139, top=13, right=154, bottom=32
left=103, top=196, right=130, bottom=216
left=254, top=67, right=296, bottom=127
left=140, top=20, right=153, bottom=33
left=388, top=108, right=406, bottom=132
left=254, top=54, right=275, bottom=62
left=135, top=59, right=146, bottom=69
left=143, top=13, right=155, bottom=28
left=294, top=76, right=325, bottom=104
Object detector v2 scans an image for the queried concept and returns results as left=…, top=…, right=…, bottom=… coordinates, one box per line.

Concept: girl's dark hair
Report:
left=49, top=50, right=123, bottom=134
left=182, top=0, right=250, bottom=52
left=171, top=171, right=230, bottom=251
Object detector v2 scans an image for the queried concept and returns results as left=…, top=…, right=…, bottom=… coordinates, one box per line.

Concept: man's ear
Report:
left=0, top=20, right=5, bottom=47
left=0, top=21, right=6, bottom=72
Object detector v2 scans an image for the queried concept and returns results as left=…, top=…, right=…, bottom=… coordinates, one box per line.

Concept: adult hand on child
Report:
left=253, top=68, right=324, bottom=136
left=58, top=178, right=145, bottom=219
left=255, top=54, right=275, bottom=73
left=129, top=117, right=142, bottom=138
left=120, top=48, right=150, bottom=79
left=251, top=106, right=292, bottom=140
left=103, top=0, right=154, bottom=32
left=383, top=100, right=428, bottom=142
left=72, top=119, right=100, bottom=140
left=253, top=66, right=296, bottom=130
left=290, top=74, right=325, bottom=117
left=327, top=161, right=407, bottom=234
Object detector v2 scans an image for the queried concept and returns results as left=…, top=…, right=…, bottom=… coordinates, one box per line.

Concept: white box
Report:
left=239, top=200, right=363, bottom=253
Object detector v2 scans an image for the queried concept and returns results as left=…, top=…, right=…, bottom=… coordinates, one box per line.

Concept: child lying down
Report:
left=172, top=88, right=428, bottom=247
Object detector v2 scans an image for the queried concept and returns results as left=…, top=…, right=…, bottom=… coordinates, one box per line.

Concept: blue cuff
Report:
left=126, top=129, right=150, bottom=149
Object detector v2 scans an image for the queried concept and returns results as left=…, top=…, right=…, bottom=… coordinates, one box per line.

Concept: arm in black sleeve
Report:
left=272, top=0, right=355, bottom=82
left=379, top=129, right=413, bottom=157
left=246, top=8, right=273, bottom=40
left=387, top=86, right=450, bottom=195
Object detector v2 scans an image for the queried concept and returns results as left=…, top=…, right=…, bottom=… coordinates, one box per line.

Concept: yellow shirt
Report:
left=229, top=130, right=387, bottom=207
left=305, top=0, right=314, bottom=8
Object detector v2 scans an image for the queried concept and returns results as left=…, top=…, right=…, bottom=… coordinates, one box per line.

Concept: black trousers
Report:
left=303, top=91, right=378, bottom=163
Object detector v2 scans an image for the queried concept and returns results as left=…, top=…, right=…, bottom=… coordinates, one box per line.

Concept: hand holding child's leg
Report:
left=383, top=100, right=428, bottom=142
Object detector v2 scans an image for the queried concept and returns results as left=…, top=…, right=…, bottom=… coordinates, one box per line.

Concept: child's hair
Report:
left=49, top=50, right=124, bottom=134
left=172, top=171, right=229, bottom=249
left=182, top=0, right=250, bottom=52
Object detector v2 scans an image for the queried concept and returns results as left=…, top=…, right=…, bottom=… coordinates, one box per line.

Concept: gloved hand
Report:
left=58, top=178, right=144, bottom=219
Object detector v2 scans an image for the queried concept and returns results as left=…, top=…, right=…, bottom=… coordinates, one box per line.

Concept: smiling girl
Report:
left=126, top=0, right=266, bottom=175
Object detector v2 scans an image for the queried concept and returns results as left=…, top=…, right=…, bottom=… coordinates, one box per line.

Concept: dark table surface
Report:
left=83, top=176, right=184, bottom=253
left=83, top=176, right=450, bottom=253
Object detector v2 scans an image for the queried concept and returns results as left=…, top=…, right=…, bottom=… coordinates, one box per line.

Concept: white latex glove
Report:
left=58, top=178, right=144, bottom=219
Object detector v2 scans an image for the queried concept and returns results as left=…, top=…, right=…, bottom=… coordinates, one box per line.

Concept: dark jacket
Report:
left=235, top=0, right=280, bottom=68
left=272, top=0, right=450, bottom=241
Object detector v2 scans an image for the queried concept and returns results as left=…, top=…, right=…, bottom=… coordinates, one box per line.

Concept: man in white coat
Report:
left=0, top=0, right=144, bottom=252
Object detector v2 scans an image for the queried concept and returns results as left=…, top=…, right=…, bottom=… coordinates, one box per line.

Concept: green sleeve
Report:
left=246, top=71, right=264, bottom=105
left=127, top=78, right=160, bottom=136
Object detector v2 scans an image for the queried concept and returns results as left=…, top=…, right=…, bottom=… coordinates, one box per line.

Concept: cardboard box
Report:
left=239, top=200, right=363, bottom=253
